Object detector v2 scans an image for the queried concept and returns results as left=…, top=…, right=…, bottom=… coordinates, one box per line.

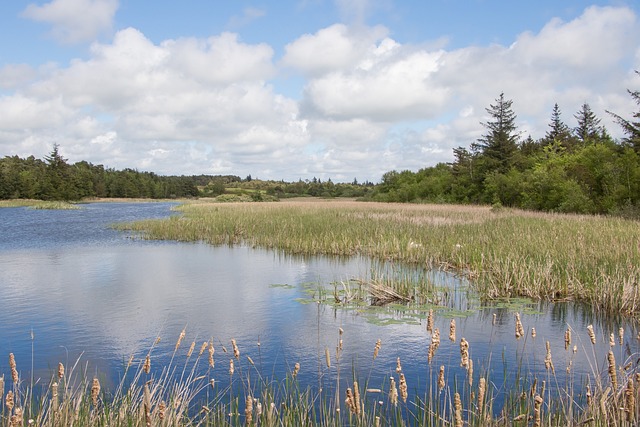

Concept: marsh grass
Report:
left=4, top=320, right=639, bottom=426
left=0, top=200, right=80, bottom=209
left=118, top=199, right=640, bottom=316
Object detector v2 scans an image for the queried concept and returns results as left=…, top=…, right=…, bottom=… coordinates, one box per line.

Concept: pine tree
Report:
left=607, top=70, right=640, bottom=152
left=472, top=93, right=520, bottom=173
left=574, top=103, right=603, bottom=143
left=543, top=103, right=573, bottom=148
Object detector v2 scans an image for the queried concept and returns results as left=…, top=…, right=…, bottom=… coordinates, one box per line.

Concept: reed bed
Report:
left=119, top=199, right=640, bottom=315
left=3, top=318, right=639, bottom=426
left=0, top=200, right=80, bottom=209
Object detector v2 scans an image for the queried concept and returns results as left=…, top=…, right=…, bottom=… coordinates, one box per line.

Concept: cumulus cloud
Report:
left=22, top=0, right=119, bottom=44
left=2, top=5, right=639, bottom=182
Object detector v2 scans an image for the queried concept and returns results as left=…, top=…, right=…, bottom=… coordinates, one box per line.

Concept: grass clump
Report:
left=119, top=199, right=640, bottom=315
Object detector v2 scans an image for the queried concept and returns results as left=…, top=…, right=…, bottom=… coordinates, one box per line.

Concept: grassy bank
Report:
left=0, top=200, right=80, bottom=209
left=3, top=320, right=639, bottom=426
left=120, top=199, right=640, bottom=315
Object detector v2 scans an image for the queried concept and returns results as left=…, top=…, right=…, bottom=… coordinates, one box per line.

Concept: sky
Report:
left=1, top=0, right=639, bottom=183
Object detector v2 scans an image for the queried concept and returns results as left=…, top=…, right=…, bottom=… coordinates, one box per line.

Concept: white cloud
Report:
left=22, top=0, right=119, bottom=44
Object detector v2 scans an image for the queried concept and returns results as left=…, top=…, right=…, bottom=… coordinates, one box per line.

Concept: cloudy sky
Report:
left=1, top=0, right=639, bottom=182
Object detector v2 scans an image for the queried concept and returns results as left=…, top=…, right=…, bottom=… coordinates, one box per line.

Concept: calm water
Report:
left=0, top=202, right=638, bottom=414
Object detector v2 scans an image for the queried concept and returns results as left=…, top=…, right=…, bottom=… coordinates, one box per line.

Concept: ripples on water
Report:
left=0, top=202, right=637, bottom=415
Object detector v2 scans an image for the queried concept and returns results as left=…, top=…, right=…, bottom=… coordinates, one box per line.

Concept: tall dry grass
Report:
left=119, top=199, right=640, bottom=315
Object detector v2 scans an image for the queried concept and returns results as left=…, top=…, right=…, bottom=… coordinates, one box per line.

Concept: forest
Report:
left=369, top=73, right=640, bottom=217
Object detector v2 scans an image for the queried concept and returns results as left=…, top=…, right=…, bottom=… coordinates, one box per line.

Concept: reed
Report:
left=1, top=321, right=639, bottom=426
left=118, top=199, right=640, bottom=315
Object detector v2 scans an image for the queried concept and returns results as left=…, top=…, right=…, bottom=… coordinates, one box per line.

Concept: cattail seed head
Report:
left=426, top=309, right=434, bottom=334
left=187, top=341, right=196, bottom=358
left=6, top=390, right=14, bottom=412
left=325, top=347, right=331, bottom=368
left=449, top=319, right=456, bottom=342
left=229, top=359, right=235, bottom=376
left=199, top=341, right=209, bottom=357
left=158, top=401, right=166, bottom=420
left=143, top=355, right=151, bottom=374
left=345, top=388, right=356, bottom=414
left=454, top=392, right=463, bottom=427
left=460, top=338, right=469, bottom=369
left=208, top=342, right=215, bottom=368
left=293, top=362, right=300, bottom=378
left=492, top=313, right=496, bottom=325
left=373, top=339, right=381, bottom=360
left=389, top=377, right=398, bottom=406
left=231, top=339, right=240, bottom=360
left=608, top=350, right=618, bottom=390
left=438, top=366, right=445, bottom=391
left=544, top=341, right=554, bottom=373
left=9, top=353, right=18, bottom=384
left=57, top=363, right=64, bottom=379
left=51, top=382, right=59, bottom=413
left=143, top=384, right=152, bottom=426
left=91, top=378, right=100, bottom=406
left=587, top=324, right=596, bottom=345
left=531, top=327, right=536, bottom=338
left=245, top=395, right=253, bottom=425
left=564, top=328, right=571, bottom=350
left=533, top=395, right=543, bottom=427
left=609, top=332, right=615, bottom=347
left=353, top=381, right=361, bottom=414
left=399, top=374, right=408, bottom=403
left=619, top=327, right=625, bottom=345
left=626, top=378, right=635, bottom=423
left=515, top=313, right=524, bottom=340
left=478, top=377, right=486, bottom=414
left=175, top=328, right=186, bottom=352
left=396, top=357, right=402, bottom=373
left=468, top=359, right=474, bottom=387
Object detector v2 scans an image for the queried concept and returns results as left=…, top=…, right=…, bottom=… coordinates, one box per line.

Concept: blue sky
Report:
left=1, top=0, right=639, bottom=182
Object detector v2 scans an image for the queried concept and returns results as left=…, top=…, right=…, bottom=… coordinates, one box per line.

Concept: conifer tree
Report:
left=574, top=103, right=603, bottom=143
left=607, top=70, right=640, bottom=152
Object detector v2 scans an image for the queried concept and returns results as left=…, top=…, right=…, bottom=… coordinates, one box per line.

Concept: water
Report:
left=0, top=202, right=637, bottom=418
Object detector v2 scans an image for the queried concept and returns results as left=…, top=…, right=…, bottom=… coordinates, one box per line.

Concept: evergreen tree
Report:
left=472, top=92, right=520, bottom=173
left=573, top=103, right=603, bottom=143
left=607, top=70, right=640, bottom=152
left=543, top=103, right=573, bottom=148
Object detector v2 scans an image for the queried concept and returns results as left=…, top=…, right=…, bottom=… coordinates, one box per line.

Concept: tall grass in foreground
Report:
left=119, top=199, right=640, bottom=315
left=2, top=318, right=639, bottom=426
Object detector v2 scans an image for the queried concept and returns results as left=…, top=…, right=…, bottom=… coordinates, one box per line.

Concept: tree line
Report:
left=370, top=72, right=640, bottom=217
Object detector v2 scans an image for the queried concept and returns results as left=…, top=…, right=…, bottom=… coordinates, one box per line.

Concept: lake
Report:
left=0, top=202, right=637, bottom=420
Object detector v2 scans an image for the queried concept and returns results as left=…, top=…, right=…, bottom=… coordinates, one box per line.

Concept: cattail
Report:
left=531, top=327, right=536, bottom=338
left=396, top=357, right=402, bottom=373
left=154, top=336, right=161, bottom=345
left=245, top=394, right=253, bottom=425
left=158, top=401, right=166, bottom=420
left=91, top=378, right=100, bottom=406
left=57, top=363, right=64, bottom=379
left=625, top=378, right=636, bottom=423
left=438, top=366, right=445, bottom=391
left=564, top=328, right=571, bottom=350
left=187, top=341, right=196, bottom=358
left=478, top=377, right=486, bottom=414
left=143, top=355, right=151, bottom=374
left=229, top=359, right=235, bottom=376
left=619, top=327, right=625, bottom=345
left=608, top=350, right=617, bottom=390
left=454, top=392, right=463, bottom=427
left=460, top=338, right=469, bottom=369
left=0, top=375, right=4, bottom=401
left=293, top=362, right=300, bottom=377
left=544, top=341, right=554, bottom=373
left=175, top=328, right=186, bottom=352
left=399, top=373, right=408, bottom=403
left=587, top=324, right=596, bottom=345
left=449, top=319, right=456, bottom=342
left=11, top=407, right=22, bottom=427
left=255, top=399, right=262, bottom=417
left=353, top=381, right=361, bottom=414
left=345, top=388, right=356, bottom=414
left=9, top=353, right=18, bottom=384
left=51, top=382, right=59, bottom=413
left=428, top=329, right=441, bottom=363
left=609, top=332, right=615, bottom=347
left=586, top=384, right=592, bottom=406
left=143, top=384, right=152, bottom=427
left=208, top=342, right=215, bottom=368
left=468, top=359, right=474, bottom=387
left=373, top=339, right=381, bottom=360
left=247, top=356, right=255, bottom=366
left=533, top=395, right=543, bottom=427
left=6, top=390, right=14, bottom=412
left=231, top=339, right=240, bottom=360
left=540, top=380, right=546, bottom=398
left=515, top=313, right=524, bottom=340
left=199, top=341, right=209, bottom=357
left=530, top=377, right=537, bottom=397
left=389, top=376, right=398, bottom=406
left=426, top=309, right=434, bottom=334
left=325, top=347, right=331, bottom=368
left=492, top=313, right=496, bottom=325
